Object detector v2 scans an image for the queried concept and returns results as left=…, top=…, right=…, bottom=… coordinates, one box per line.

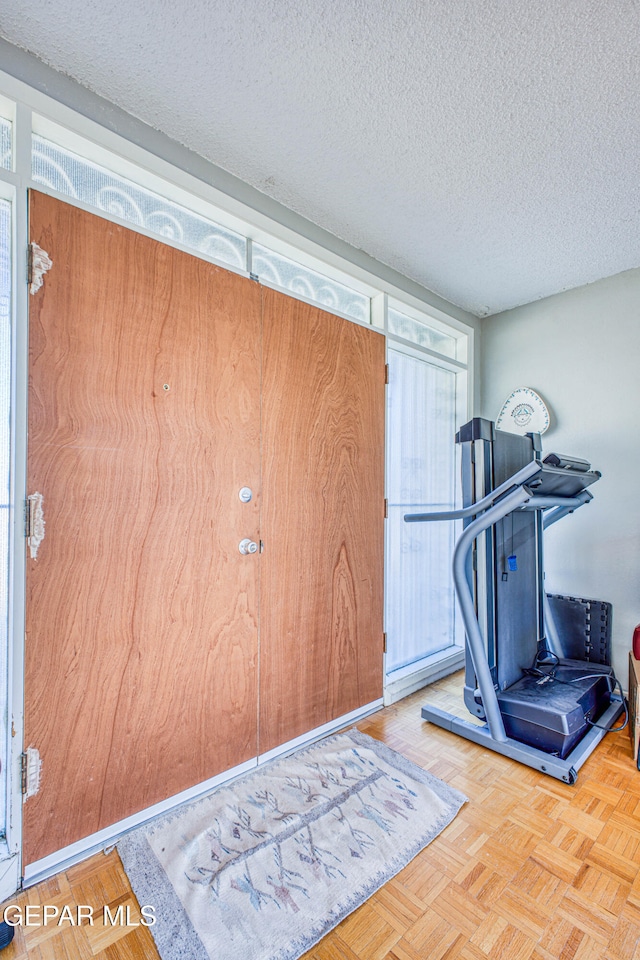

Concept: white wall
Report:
left=481, top=268, right=640, bottom=683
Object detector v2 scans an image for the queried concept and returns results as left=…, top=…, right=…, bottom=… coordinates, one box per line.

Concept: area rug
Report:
left=118, top=729, right=466, bottom=960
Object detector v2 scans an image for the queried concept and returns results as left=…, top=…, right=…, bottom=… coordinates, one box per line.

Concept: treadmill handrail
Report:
left=450, top=484, right=533, bottom=742
left=518, top=493, right=591, bottom=511
left=405, top=461, right=597, bottom=525
left=404, top=459, right=541, bottom=523
left=542, top=490, right=593, bottom=529
left=405, top=491, right=590, bottom=527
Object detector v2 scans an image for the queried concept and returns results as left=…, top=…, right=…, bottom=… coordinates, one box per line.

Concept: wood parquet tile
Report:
left=2, top=670, right=639, bottom=959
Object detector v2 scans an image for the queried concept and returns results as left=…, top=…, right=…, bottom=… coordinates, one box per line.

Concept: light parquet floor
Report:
left=3, top=671, right=640, bottom=959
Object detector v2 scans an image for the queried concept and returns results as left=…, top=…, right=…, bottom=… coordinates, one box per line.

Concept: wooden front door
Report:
left=25, top=192, right=262, bottom=866
left=25, top=193, right=386, bottom=868
left=259, top=288, right=385, bottom=754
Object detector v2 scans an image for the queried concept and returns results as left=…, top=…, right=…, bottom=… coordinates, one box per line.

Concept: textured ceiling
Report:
left=1, top=0, right=639, bottom=316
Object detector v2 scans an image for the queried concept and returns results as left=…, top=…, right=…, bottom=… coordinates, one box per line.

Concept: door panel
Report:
left=25, top=192, right=261, bottom=865
left=259, top=288, right=385, bottom=753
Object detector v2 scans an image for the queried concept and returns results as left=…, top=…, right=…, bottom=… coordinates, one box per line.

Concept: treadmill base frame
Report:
left=421, top=697, right=625, bottom=784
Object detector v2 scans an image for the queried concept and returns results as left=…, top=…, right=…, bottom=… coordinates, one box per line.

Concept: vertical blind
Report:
left=386, top=347, right=458, bottom=673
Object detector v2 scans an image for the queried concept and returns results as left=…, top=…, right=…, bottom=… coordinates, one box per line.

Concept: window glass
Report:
left=388, top=306, right=457, bottom=359
left=252, top=243, right=370, bottom=324
left=32, top=135, right=246, bottom=270
left=386, top=347, right=458, bottom=673
left=0, top=119, right=11, bottom=172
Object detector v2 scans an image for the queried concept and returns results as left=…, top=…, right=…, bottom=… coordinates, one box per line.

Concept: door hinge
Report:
left=25, top=493, right=45, bottom=559
left=384, top=498, right=388, bottom=519
left=382, top=632, right=387, bottom=654
left=20, top=752, right=27, bottom=796
left=28, top=242, right=53, bottom=295
left=384, top=363, right=390, bottom=385
left=249, top=272, right=259, bottom=283
left=20, top=747, right=42, bottom=800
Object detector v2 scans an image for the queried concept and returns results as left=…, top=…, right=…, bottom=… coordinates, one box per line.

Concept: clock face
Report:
left=496, top=387, right=550, bottom=436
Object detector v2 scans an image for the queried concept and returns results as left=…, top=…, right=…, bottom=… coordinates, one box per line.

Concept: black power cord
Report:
left=526, top=650, right=629, bottom=734
left=582, top=676, right=628, bottom=733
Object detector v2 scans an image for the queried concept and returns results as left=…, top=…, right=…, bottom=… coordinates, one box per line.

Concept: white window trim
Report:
left=383, top=338, right=467, bottom=693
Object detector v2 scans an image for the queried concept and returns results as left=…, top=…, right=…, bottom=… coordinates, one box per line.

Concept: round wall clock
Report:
left=496, top=387, right=550, bottom=436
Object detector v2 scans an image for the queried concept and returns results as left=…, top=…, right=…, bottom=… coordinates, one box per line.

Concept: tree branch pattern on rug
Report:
left=119, top=730, right=466, bottom=960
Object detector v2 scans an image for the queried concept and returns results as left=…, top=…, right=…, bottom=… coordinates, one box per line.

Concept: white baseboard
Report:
left=384, top=647, right=464, bottom=706
left=258, top=699, right=384, bottom=765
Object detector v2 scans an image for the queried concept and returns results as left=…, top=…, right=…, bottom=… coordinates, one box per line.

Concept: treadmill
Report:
left=405, top=418, right=624, bottom=784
